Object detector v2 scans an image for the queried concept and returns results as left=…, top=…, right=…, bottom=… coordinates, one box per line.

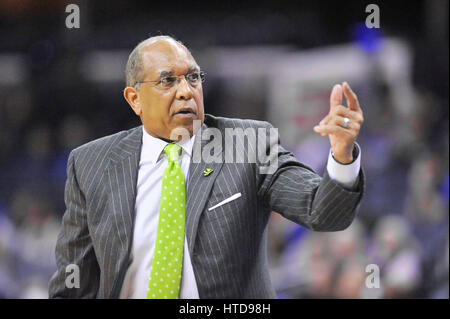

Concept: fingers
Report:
left=327, top=115, right=360, bottom=131
left=343, top=82, right=361, bottom=113
left=314, top=114, right=361, bottom=137
left=330, top=84, right=343, bottom=110
left=319, top=114, right=330, bottom=126
left=320, top=105, right=364, bottom=126
left=313, top=124, right=353, bottom=137
left=317, top=82, right=363, bottom=137
left=335, top=106, right=364, bottom=124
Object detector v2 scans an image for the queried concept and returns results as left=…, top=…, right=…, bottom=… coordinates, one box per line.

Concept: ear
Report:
left=123, top=86, right=142, bottom=116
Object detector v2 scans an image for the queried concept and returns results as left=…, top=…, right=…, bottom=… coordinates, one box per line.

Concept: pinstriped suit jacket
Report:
left=48, top=113, right=365, bottom=299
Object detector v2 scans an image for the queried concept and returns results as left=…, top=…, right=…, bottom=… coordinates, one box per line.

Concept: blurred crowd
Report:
left=0, top=0, right=448, bottom=298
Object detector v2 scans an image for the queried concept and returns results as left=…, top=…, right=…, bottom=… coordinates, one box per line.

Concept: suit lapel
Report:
left=105, top=126, right=142, bottom=298
left=185, top=122, right=224, bottom=256
left=102, top=121, right=224, bottom=296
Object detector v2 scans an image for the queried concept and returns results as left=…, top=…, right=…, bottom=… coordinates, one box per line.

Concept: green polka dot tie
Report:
left=147, top=144, right=186, bottom=299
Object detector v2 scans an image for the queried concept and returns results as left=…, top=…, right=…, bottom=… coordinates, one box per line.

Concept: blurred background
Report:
left=0, top=0, right=448, bottom=298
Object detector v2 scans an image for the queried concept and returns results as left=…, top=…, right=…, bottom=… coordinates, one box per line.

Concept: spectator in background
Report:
left=276, top=219, right=369, bottom=299
left=370, top=215, right=422, bottom=298
left=332, top=256, right=368, bottom=299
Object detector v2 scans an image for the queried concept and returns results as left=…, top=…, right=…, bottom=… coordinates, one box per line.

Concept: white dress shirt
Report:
left=119, top=127, right=199, bottom=299
left=120, top=126, right=361, bottom=298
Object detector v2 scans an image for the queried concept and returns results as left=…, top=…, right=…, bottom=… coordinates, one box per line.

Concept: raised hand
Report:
left=314, top=82, right=364, bottom=164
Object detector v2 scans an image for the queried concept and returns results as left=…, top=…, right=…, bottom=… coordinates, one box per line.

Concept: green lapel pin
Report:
left=203, top=168, right=213, bottom=176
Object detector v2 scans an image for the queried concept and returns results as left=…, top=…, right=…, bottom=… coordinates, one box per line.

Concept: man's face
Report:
left=134, top=39, right=204, bottom=141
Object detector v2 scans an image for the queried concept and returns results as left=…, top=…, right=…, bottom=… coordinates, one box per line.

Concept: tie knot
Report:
left=164, top=144, right=182, bottom=163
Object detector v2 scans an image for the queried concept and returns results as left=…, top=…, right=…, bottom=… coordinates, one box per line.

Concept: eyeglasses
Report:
left=136, top=71, right=206, bottom=90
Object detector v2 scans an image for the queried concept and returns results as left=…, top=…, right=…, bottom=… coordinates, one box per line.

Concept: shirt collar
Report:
left=141, top=126, right=196, bottom=164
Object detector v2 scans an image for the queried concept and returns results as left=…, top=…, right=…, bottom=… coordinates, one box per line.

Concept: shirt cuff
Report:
left=327, top=142, right=361, bottom=190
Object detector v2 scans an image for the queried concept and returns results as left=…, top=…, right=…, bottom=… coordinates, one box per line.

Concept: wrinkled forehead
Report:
left=140, top=39, right=198, bottom=78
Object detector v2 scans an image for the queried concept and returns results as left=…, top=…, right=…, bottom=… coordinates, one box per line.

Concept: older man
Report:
left=49, top=35, right=365, bottom=299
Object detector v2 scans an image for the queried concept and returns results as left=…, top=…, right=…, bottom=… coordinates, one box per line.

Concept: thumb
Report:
left=330, top=84, right=343, bottom=109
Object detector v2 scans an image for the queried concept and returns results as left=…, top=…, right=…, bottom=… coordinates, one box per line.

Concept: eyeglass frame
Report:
left=135, top=70, right=206, bottom=90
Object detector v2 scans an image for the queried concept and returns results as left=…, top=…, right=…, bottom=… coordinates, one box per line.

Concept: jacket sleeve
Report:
left=48, top=150, right=100, bottom=298
left=256, top=121, right=365, bottom=231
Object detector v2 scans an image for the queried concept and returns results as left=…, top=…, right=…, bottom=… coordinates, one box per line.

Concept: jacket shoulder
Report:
left=204, top=113, right=273, bottom=130
left=69, top=126, right=141, bottom=169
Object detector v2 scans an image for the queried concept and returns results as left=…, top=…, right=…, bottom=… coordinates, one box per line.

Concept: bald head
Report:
left=125, top=35, right=193, bottom=89
left=122, top=35, right=205, bottom=141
